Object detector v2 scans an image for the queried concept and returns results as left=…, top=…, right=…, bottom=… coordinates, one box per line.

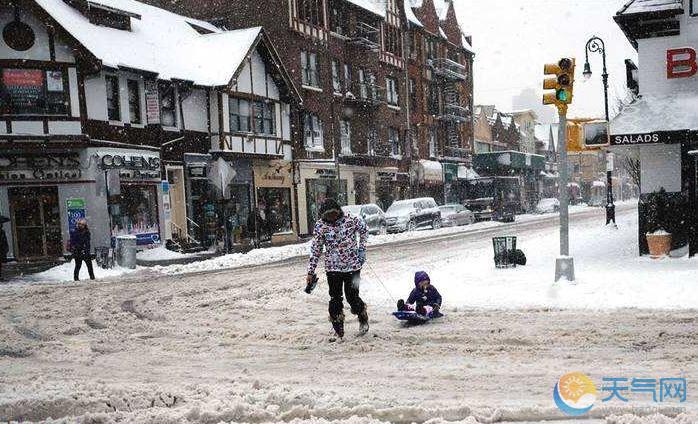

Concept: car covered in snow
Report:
left=536, top=198, right=560, bottom=214
left=438, top=204, right=475, bottom=226
left=385, top=197, right=441, bottom=233
left=341, top=203, right=387, bottom=234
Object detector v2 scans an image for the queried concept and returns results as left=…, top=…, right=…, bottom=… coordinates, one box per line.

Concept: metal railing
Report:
left=429, top=58, right=467, bottom=81
left=440, top=104, right=470, bottom=123
left=349, top=21, right=380, bottom=51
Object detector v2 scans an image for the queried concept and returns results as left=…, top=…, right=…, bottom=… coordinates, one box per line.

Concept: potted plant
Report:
left=644, top=188, right=672, bottom=258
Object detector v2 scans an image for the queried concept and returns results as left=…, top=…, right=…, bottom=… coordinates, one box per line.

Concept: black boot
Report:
left=396, top=299, right=405, bottom=311
left=330, top=313, right=345, bottom=339
left=358, top=308, right=369, bottom=334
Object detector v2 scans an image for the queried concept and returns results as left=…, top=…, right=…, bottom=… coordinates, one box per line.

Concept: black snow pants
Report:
left=327, top=271, right=365, bottom=322
left=74, top=254, right=95, bottom=281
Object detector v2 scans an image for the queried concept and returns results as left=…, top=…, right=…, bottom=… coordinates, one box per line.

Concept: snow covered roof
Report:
left=35, top=0, right=264, bottom=86
left=461, top=34, right=474, bottom=54
left=610, top=93, right=698, bottom=135
left=616, top=0, right=683, bottom=16
left=404, top=0, right=423, bottom=26
left=346, top=0, right=386, bottom=17
left=432, top=0, right=450, bottom=21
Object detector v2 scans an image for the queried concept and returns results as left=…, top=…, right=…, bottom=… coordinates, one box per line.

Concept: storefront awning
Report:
left=610, top=93, right=698, bottom=146
left=411, top=160, right=443, bottom=184
left=458, top=165, right=480, bottom=180
left=473, top=151, right=545, bottom=172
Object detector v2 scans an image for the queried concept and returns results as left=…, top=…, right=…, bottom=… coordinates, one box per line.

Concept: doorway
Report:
left=9, top=186, right=62, bottom=259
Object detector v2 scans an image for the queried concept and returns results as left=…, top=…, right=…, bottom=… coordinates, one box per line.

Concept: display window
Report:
left=110, top=184, right=161, bottom=245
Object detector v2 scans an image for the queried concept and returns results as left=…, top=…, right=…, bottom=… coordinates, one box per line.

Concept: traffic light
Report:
left=543, top=58, right=576, bottom=108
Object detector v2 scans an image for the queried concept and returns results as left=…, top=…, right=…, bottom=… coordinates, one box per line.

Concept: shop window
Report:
left=306, top=179, right=347, bottom=232
left=127, top=79, right=141, bottom=124
left=386, top=77, right=399, bottom=107
left=297, top=0, right=324, bottom=27
left=105, top=74, right=120, bottom=121
left=331, top=60, right=342, bottom=94
left=301, top=51, right=320, bottom=88
left=159, top=81, right=177, bottom=127
left=229, top=98, right=251, bottom=133
left=389, top=127, right=401, bottom=156
left=256, top=188, right=293, bottom=237
left=340, top=119, right=351, bottom=155
left=0, top=68, right=69, bottom=116
left=109, top=184, right=160, bottom=241
left=304, top=113, right=324, bottom=149
left=692, top=0, right=698, bottom=16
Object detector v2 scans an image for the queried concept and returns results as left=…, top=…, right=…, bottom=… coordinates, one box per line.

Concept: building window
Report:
left=109, top=184, right=160, bottom=240
left=389, top=127, right=401, bottom=156
left=127, top=80, right=141, bottom=124
left=384, top=24, right=401, bottom=56
left=367, top=128, right=377, bottom=155
left=344, top=63, right=352, bottom=90
left=427, top=82, right=439, bottom=115
left=301, top=51, right=320, bottom=87
left=0, top=68, right=68, bottom=115
left=358, top=68, right=367, bottom=99
left=429, top=127, right=437, bottom=157
left=425, top=37, right=436, bottom=60
left=330, top=5, right=345, bottom=35
left=253, top=100, right=276, bottom=135
left=159, top=81, right=177, bottom=127
left=340, top=119, right=351, bottom=155
left=304, top=113, right=323, bottom=149
left=297, top=0, right=324, bottom=27
left=409, top=78, right=417, bottom=111
left=105, top=74, right=120, bottom=121
left=332, top=60, right=342, bottom=94
left=386, top=77, right=399, bottom=107
left=229, top=98, right=251, bottom=133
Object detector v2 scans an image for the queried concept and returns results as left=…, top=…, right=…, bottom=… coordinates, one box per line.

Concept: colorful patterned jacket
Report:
left=307, top=214, right=368, bottom=274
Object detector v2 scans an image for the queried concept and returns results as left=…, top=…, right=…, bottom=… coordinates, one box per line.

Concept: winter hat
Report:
left=319, top=198, right=344, bottom=219
left=414, top=271, right=430, bottom=287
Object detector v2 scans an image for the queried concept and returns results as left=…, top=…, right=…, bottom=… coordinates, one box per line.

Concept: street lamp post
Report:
left=583, top=35, right=616, bottom=226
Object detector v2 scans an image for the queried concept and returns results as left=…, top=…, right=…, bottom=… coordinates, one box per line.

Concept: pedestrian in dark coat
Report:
left=0, top=222, right=8, bottom=281
left=397, top=271, right=442, bottom=316
left=69, top=219, right=95, bottom=281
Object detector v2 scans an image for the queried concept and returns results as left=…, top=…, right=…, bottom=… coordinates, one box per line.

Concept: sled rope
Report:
left=366, top=261, right=397, bottom=304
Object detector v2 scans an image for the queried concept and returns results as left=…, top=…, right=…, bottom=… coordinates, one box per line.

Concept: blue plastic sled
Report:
left=392, top=310, right=443, bottom=323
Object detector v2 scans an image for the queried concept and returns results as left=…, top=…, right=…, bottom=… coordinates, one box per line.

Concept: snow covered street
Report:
left=1, top=205, right=697, bottom=423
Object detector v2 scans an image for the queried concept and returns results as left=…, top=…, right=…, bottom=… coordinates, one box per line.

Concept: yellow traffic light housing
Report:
left=542, top=58, right=576, bottom=111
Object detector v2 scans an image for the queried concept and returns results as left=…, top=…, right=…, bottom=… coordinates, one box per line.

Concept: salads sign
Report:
left=610, top=131, right=686, bottom=146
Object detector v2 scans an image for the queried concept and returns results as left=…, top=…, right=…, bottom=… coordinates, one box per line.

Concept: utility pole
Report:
left=543, top=57, right=576, bottom=282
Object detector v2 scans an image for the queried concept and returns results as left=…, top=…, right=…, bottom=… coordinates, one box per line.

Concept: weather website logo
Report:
left=553, top=372, right=598, bottom=416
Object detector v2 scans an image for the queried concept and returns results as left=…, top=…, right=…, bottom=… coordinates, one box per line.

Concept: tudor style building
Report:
left=143, top=0, right=475, bottom=233
left=0, top=0, right=300, bottom=262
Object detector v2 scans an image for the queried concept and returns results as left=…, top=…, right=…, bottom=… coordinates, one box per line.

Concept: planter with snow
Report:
left=646, top=230, right=672, bottom=259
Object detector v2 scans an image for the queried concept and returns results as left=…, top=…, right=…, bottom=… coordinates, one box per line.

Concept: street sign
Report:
left=583, top=121, right=610, bottom=148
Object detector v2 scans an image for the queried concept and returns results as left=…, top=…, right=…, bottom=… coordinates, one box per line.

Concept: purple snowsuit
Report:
left=406, top=271, right=442, bottom=308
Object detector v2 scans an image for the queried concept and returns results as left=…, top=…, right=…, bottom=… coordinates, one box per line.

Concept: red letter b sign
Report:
left=667, top=48, right=698, bottom=79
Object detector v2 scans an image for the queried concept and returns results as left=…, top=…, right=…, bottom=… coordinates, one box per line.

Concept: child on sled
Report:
left=396, top=271, right=442, bottom=317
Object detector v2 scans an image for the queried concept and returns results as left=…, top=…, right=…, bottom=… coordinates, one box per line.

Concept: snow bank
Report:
left=20, top=261, right=142, bottom=284
left=357, top=209, right=698, bottom=310
left=136, top=246, right=207, bottom=261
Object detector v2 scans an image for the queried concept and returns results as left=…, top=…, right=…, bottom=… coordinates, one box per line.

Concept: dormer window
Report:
left=85, top=1, right=140, bottom=31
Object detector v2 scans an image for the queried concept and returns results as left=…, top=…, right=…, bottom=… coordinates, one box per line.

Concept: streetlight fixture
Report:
left=584, top=35, right=615, bottom=226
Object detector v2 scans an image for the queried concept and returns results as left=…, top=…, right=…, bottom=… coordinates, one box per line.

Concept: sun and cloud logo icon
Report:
left=553, top=372, right=598, bottom=416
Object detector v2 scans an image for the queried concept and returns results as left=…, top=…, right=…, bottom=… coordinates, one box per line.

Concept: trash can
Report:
left=116, top=235, right=137, bottom=269
left=492, top=236, right=517, bottom=269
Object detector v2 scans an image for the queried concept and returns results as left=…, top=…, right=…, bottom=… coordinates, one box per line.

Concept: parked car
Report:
left=439, top=204, right=475, bottom=226
left=536, top=198, right=560, bottom=214
left=464, top=177, right=520, bottom=222
left=341, top=203, right=387, bottom=234
left=385, top=197, right=441, bottom=233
